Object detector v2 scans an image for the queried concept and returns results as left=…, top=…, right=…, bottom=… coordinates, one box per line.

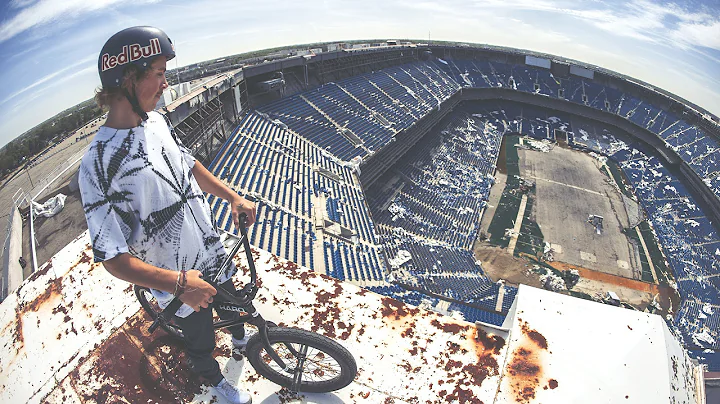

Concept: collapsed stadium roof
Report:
left=0, top=231, right=704, bottom=403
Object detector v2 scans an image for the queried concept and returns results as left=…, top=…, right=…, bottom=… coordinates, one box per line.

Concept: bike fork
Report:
left=247, top=306, right=305, bottom=394
left=291, top=344, right=308, bottom=393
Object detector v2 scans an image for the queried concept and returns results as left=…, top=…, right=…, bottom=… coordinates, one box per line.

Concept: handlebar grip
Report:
left=238, top=212, right=248, bottom=228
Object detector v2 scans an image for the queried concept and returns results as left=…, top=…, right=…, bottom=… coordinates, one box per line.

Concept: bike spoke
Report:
left=262, top=342, right=343, bottom=383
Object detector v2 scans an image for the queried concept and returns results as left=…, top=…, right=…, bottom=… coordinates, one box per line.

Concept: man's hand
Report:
left=190, top=161, right=257, bottom=228
left=179, top=270, right=217, bottom=312
left=231, top=194, right=257, bottom=228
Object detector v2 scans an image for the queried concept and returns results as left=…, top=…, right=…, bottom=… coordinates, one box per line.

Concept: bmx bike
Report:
left=134, top=214, right=357, bottom=394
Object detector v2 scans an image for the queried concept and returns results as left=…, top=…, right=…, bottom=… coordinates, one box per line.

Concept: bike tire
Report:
left=245, top=327, right=357, bottom=393
left=134, top=285, right=185, bottom=340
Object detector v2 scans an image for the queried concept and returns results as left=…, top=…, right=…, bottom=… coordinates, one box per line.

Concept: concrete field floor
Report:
left=517, top=145, right=640, bottom=279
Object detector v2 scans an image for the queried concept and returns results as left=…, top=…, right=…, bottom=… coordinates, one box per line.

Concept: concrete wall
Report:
left=2, top=206, right=23, bottom=300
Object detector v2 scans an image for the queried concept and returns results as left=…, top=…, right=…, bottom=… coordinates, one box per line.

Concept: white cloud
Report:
left=0, top=0, right=161, bottom=43
left=1, top=54, right=95, bottom=105
left=672, top=19, right=720, bottom=50
left=548, top=0, right=720, bottom=52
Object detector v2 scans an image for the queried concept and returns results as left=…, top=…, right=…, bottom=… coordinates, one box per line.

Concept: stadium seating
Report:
left=206, top=56, right=720, bottom=373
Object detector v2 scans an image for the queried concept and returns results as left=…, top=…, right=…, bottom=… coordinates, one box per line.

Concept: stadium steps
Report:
left=335, top=83, right=399, bottom=136
left=367, top=80, right=419, bottom=121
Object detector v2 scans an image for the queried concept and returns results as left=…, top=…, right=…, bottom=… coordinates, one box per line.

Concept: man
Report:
left=79, top=26, right=255, bottom=404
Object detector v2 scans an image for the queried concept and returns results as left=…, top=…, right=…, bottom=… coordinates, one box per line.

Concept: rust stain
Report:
left=435, top=326, right=505, bottom=403
left=381, top=297, right=420, bottom=321
left=431, top=318, right=469, bottom=334
left=63, top=312, right=205, bottom=403
left=520, top=320, right=547, bottom=350
left=473, top=327, right=506, bottom=356
left=78, top=251, right=92, bottom=264
left=337, top=321, right=354, bottom=341
left=13, top=276, right=64, bottom=356
left=308, top=284, right=344, bottom=339
left=506, top=320, right=558, bottom=403
left=507, top=345, right=542, bottom=403
left=25, top=260, right=53, bottom=284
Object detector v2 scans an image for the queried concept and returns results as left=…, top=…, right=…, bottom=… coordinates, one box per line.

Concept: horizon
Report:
left=0, top=0, right=719, bottom=149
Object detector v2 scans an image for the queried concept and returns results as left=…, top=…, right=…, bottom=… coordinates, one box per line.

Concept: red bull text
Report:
left=101, top=38, right=162, bottom=72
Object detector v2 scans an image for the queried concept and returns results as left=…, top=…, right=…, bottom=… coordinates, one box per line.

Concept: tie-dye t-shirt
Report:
left=79, top=111, right=235, bottom=317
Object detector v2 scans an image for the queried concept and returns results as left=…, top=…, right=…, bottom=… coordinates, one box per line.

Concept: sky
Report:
left=0, top=0, right=719, bottom=149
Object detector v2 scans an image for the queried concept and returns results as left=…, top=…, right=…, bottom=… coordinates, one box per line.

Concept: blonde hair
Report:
left=94, top=63, right=150, bottom=109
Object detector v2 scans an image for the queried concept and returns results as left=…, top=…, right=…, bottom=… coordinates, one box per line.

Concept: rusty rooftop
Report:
left=0, top=230, right=705, bottom=403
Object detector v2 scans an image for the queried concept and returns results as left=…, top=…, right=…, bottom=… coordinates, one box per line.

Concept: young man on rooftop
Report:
left=79, top=26, right=256, bottom=404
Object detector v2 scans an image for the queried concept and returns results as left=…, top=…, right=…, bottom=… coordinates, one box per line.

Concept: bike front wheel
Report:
left=245, top=327, right=357, bottom=393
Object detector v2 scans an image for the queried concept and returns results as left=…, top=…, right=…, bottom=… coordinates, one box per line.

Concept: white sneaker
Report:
left=215, top=378, right=252, bottom=404
left=231, top=335, right=250, bottom=350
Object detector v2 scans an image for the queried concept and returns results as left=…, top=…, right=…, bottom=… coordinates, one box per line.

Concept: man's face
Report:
left=136, top=56, right=168, bottom=112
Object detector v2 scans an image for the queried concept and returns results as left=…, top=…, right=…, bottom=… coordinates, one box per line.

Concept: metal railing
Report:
left=27, top=146, right=88, bottom=273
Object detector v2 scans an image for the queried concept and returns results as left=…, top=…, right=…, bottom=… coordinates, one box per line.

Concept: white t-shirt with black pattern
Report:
left=79, top=111, right=235, bottom=317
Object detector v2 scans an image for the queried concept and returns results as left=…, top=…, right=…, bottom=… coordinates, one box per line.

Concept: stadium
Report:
left=2, top=40, right=719, bottom=402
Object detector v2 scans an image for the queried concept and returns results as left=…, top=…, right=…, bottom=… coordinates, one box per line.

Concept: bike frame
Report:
left=149, top=214, right=303, bottom=385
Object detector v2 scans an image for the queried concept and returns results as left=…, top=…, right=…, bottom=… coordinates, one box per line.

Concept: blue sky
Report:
left=0, top=0, right=718, bottom=149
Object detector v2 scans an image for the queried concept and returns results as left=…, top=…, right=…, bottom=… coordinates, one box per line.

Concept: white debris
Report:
left=522, top=137, right=553, bottom=152
left=457, top=207, right=474, bottom=215
left=388, top=202, right=408, bottom=221
left=703, top=304, right=714, bottom=315
left=504, top=228, right=519, bottom=239
left=579, top=128, right=589, bottom=141
left=540, top=272, right=566, bottom=292
left=32, top=193, right=67, bottom=218
left=692, top=329, right=716, bottom=347
left=389, top=250, right=412, bottom=269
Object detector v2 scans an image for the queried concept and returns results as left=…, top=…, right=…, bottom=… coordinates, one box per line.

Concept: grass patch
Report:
left=623, top=226, right=654, bottom=282
left=487, top=191, right=521, bottom=247
left=487, top=135, right=523, bottom=247
left=486, top=135, right=546, bottom=255
left=638, top=221, right=672, bottom=286
left=505, top=135, right=521, bottom=177
left=514, top=194, right=545, bottom=257
left=623, top=220, right=673, bottom=285
left=605, top=158, right=635, bottom=199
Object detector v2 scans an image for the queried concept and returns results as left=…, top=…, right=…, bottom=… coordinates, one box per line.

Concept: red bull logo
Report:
left=101, top=37, right=162, bottom=72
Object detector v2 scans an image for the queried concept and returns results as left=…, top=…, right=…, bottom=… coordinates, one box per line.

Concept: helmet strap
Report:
left=123, top=86, right=148, bottom=122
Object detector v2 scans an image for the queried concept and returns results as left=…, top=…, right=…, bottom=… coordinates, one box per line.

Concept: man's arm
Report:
left=103, top=253, right=217, bottom=312
left=191, top=160, right=257, bottom=227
